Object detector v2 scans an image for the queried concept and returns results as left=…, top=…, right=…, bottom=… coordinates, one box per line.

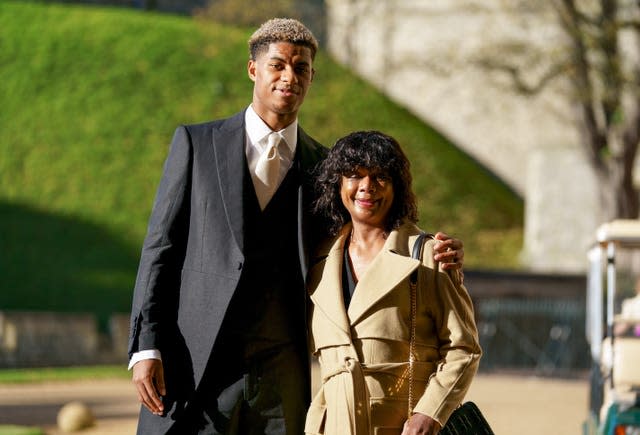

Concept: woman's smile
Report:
left=355, top=197, right=377, bottom=208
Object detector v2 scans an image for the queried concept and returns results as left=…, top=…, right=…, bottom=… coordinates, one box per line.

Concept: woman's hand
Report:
left=402, top=412, right=442, bottom=435
left=433, top=232, right=464, bottom=270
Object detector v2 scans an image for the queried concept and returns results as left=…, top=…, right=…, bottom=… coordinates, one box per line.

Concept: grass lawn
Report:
left=0, top=365, right=129, bottom=384
left=1, top=1, right=524, bottom=325
left=0, top=427, right=44, bottom=435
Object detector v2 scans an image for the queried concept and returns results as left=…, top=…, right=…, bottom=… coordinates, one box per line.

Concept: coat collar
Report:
left=309, top=222, right=423, bottom=332
left=347, top=224, right=422, bottom=325
left=308, top=224, right=352, bottom=337
left=212, top=111, right=246, bottom=253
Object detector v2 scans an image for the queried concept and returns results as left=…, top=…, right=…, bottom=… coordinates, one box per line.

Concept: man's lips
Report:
left=277, top=87, right=298, bottom=96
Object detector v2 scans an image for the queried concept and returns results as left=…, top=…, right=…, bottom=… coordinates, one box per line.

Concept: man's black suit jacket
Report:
left=128, top=110, right=327, bottom=432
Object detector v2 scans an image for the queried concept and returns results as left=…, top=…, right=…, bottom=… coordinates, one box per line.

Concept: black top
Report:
left=342, top=235, right=357, bottom=308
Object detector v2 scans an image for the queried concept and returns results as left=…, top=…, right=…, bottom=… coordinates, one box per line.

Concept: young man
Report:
left=128, top=18, right=464, bottom=434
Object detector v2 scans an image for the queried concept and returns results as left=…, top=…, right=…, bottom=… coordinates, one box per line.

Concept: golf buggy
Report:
left=584, top=220, right=640, bottom=435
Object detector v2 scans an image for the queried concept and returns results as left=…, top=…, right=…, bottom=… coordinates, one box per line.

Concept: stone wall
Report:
left=523, top=147, right=601, bottom=272
left=324, top=0, right=607, bottom=273
left=0, top=271, right=591, bottom=373
left=0, top=311, right=129, bottom=368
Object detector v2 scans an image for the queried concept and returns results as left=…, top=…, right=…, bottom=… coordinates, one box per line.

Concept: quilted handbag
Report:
left=439, top=401, right=495, bottom=435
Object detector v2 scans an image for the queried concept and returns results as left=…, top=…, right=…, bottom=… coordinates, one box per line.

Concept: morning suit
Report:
left=128, top=110, right=327, bottom=434
left=304, top=222, right=482, bottom=434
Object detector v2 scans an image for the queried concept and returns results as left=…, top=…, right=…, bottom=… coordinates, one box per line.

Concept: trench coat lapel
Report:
left=347, top=228, right=421, bottom=325
left=309, top=226, right=352, bottom=340
left=212, top=112, right=246, bottom=254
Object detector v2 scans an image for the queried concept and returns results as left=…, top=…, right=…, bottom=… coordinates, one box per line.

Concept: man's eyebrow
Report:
left=268, top=55, right=310, bottom=66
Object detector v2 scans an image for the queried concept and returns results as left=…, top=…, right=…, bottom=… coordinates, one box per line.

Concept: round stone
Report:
left=57, top=401, right=95, bottom=432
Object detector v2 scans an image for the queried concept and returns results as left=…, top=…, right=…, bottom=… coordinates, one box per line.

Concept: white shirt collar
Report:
left=245, top=105, right=297, bottom=155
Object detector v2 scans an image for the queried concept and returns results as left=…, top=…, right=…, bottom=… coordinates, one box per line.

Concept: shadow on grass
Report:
left=0, top=200, right=139, bottom=330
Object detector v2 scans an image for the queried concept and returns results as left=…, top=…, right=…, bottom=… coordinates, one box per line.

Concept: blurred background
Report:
left=2, top=0, right=640, bottom=433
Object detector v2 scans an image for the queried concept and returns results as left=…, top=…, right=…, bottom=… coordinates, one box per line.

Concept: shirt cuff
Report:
left=128, top=349, right=162, bottom=370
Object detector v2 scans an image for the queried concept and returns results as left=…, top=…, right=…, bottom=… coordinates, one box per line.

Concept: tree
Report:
left=195, top=0, right=326, bottom=43
left=196, top=0, right=298, bottom=27
left=476, top=0, right=640, bottom=220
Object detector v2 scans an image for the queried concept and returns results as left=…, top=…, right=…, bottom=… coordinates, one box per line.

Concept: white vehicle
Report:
left=584, top=220, right=640, bottom=435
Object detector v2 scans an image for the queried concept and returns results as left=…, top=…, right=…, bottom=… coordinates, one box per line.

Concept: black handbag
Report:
left=439, top=401, right=495, bottom=435
left=409, top=232, right=494, bottom=435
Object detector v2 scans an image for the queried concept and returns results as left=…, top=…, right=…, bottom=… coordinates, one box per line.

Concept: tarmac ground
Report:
left=0, top=372, right=590, bottom=434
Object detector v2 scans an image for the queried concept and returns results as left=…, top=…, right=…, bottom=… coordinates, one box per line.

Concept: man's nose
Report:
left=281, top=66, right=295, bottom=83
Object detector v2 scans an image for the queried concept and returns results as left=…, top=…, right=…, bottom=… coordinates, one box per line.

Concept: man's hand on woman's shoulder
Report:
left=433, top=232, right=464, bottom=270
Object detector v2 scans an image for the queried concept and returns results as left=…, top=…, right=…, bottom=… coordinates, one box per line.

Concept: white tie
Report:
left=254, top=132, right=282, bottom=208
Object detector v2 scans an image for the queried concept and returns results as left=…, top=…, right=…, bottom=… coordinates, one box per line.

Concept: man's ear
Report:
left=247, top=59, right=257, bottom=82
left=310, top=68, right=315, bottom=83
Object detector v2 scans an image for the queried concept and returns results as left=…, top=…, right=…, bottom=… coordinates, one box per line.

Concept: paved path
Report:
left=0, top=373, right=589, bottom=434
left=466, top=373, right=589, bottom=434
left=0, top=379, right=138, bottom=434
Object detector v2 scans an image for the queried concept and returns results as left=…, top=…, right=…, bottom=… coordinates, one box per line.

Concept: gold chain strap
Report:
left=407, top=232, right=427, bottom=418
left=407, top=268, right=418, bottom=418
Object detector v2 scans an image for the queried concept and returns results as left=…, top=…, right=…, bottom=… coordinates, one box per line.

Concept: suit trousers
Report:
left=167, top=345, right=308, bottom=435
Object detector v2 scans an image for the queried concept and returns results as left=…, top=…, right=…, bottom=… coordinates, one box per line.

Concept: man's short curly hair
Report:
left=248, top=18, right=318, bottom=60
left=312, top=131, right=419, bottom=236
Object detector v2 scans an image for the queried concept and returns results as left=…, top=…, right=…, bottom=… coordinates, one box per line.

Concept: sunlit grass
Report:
left=0, top=365, right=129, bottom=384
left=0, top=1, right=524, bottom=321
left=0, top=426, right=44, bottom=435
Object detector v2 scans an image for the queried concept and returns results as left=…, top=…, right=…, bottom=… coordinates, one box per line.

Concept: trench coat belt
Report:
left=322, top=356, right=371, bottom=435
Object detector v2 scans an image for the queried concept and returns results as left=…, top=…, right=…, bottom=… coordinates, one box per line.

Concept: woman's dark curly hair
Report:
left=312, top=130, right=418, bottom=236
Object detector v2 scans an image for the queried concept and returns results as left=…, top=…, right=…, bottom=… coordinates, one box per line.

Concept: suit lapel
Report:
left=212, top=112, right=246, bottom=254
left=347, top=228, right=421, bottom=325
left=296, top=126, right=326, bottom=281
left=309, top=226, right=352, bottom=339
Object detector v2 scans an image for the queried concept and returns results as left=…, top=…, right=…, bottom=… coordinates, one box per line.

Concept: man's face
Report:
left=248, top=42, right=314, bottom=130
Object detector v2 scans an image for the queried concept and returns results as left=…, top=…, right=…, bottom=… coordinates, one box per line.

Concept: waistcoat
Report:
left=214, top=156, right=305, bottom=363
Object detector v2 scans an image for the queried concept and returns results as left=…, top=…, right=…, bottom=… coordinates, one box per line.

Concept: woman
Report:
left=304, top=131, right=481, bottom=435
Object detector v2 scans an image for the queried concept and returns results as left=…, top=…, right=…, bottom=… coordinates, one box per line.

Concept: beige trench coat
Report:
left=304, top=223, right=482, bottom=435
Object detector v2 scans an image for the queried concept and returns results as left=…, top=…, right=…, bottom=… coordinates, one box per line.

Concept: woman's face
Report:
left=340, top=166, right=394, bottom=228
